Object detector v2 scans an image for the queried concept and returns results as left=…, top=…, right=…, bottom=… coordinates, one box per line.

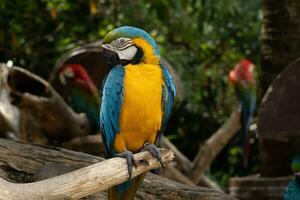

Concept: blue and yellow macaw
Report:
left=100, top=26, right=176, bottom=200
left=229, top=59, right=256, bottom=167
left=284, top=155, right=300, bottom=200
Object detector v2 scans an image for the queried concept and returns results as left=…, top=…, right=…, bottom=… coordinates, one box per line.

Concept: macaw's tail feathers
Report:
left=108, top=173, right=146, bottom=200
left=284, top=177, right=300, bottom=200
left=241, top=108, right=252, bottom=169
left=242, top=132, right=251, bottom=168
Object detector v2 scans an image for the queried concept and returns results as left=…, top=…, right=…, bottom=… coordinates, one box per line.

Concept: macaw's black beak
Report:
left=102, top=46, right=120, bottom=66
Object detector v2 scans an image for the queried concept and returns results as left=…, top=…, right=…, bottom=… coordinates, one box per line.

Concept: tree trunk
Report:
left=261, top=0, right=300, bottom=94
left=260, top=0, right=300, bottom=176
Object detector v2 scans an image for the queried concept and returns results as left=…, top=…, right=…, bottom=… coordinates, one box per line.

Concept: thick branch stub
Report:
left=7, top=67, right=92, bottom=143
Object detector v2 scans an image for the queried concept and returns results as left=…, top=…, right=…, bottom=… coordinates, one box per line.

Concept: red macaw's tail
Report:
left=240, top=107, right=251, bottom=168
left=243, top=133, right=252, bottom=168
left=108, top=173, right=146, bottom=200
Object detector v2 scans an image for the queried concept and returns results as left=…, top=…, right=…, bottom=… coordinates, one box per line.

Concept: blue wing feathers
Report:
left=284, top=177, right=300, bottom=200
left=240, top=90, right=256, bottom=144
left=72, top=91, right=100, bottom=129
left=160, top=63, right=176, bottom=135
left=100, top=65, right=125, bottom=158
left=240, top=89, right=256, bottom=167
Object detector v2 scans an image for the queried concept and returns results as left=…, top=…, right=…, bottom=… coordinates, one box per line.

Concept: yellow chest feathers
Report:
left=115, top=64, right=163, bottom=152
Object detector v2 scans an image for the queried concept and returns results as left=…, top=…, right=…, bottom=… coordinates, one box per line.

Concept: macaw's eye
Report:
left=111, top=38, right=132, bottom=50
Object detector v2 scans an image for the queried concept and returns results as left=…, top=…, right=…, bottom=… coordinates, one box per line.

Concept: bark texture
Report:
left=260, top=0, right=300, bottom=177
left=261, top=0, right=300, bottom=94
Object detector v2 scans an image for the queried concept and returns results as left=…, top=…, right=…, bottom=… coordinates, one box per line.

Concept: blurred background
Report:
left=0, top=0, right=261, bottom=189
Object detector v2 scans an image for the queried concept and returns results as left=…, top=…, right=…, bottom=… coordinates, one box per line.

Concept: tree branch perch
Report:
left=0, top=139, right=236, bottom=200
left=0, top=148, right=174, bottom=200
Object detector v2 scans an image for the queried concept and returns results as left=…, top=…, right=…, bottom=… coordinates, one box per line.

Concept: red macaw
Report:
left=229, top=59, right=256, bottom=167
left=59, top=64, right=100, bottom=131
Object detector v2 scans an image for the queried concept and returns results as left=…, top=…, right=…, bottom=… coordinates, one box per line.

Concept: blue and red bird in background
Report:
left=100, top=26, right=176, bottom=200
left=59, top=64, right=100, bottom=131
left=229, top=59, right=256, bottom=167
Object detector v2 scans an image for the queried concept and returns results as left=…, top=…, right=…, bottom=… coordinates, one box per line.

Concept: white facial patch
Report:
left=103, top=38, right=138, bottom=61
left=59, top=73, right=66, bottom=85
left=59, top=67, right=74, bottom=85
left=64, top=68, right=74, bottom=78
left=116, top=45, right=138, bottom=61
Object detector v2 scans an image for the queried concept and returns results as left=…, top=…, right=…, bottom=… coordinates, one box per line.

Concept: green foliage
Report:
left=0, top=0, right=261, bottom=187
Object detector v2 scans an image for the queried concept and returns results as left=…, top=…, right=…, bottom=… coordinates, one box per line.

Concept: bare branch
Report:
left=0, top=148, right=174, bottom=200
left=161, top=136, right=223, bottom=191
left=161, top=136, right=192, bottom=172
left=200, top=176, right=223, bottom=192
left=0, top=64, right=20, bottom=138
left=61, top=134, right=105, bottom=156
left=189, top=110, right=241, bottom=184
left=161, top=165, right=196, bottom=186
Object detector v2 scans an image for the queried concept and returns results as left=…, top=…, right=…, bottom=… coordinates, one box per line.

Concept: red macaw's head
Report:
left=59, top=64, right=91, bottom=85
left=229, top=59, right=255, bottom=85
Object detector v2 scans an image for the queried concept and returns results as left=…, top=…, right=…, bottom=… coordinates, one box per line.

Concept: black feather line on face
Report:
left=110, top=38, right=132, bottom=51
left=131, top=46, right=144, bottom=64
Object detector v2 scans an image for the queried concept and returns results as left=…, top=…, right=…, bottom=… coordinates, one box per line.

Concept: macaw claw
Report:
left=114, top=150, right=137, bottom=179
left=141, top=143, right=165, bottom=168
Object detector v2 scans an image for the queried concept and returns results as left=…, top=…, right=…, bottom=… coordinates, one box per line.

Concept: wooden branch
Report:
left=200, top=176, right=223, bottom=192
left=138, top=173, right=235, bottom=200
left=189, top=110, right=241, bottom=184
left=0, top=148, right=174, bottom=199
left=0, top=139, right=236, bottom=200
left=161, top=136, right=192, bottom=172
left=161, top=136, right=223, bottom=190
left=229, top=175, right=292, bottom=199
left=7, top=66, right=92, bottom=143
left=161, top=165, right=196, bottom=186
left=62, top=135, right=223, bottom=192
left=61, top=134, right=105, bottom=156
left=0, top=64, right=20, bottom=138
